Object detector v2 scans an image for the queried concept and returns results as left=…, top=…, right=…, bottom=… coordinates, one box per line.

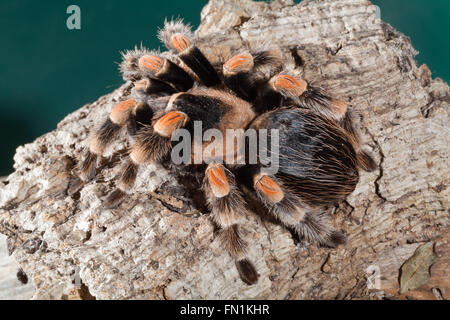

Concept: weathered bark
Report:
left=0, top=0, right=448, bottom=300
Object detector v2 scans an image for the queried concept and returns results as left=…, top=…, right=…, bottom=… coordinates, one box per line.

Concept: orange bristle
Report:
left=113, top=99, right=136, bottom=112
left=138, top=55, right=164, bottom=73
left=223, top=53, right=254, bottom=75
left=170, top=33, right=191, bottom=52
left=206, top=164, right=230, bottom=198
left=109, top=99, right=136, bottom=125
left=153, top=111, right=188, bottom=137
left=272, top=74, right=307, bottom=96
left=254, top=175, right=284, bottom=203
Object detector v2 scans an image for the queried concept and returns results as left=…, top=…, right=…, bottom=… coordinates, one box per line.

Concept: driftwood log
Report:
left=0, top=0, right=448, bottom=300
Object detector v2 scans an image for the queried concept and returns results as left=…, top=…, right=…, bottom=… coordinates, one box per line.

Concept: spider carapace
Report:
left=68, top=19, right=376, bottom=285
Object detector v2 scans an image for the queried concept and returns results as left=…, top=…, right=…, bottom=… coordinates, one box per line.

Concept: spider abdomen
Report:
left=252, top=107, right=359, bottom=207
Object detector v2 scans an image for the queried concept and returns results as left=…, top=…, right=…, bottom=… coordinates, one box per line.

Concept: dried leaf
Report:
left=399, top=242, right=436, bottom=294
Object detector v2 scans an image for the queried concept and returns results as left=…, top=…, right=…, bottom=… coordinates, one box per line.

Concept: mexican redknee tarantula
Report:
left=68, top=20, right=376, bottom=285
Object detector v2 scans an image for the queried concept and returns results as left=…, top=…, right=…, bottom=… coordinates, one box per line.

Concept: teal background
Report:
left=0, top=0, right=449, bottom=176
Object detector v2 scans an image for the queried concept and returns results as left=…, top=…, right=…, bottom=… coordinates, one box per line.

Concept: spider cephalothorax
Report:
left=68, top=19, right=376, bottom=285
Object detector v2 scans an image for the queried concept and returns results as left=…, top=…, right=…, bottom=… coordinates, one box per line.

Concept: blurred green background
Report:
left=0, top=0, right=449, bottom=176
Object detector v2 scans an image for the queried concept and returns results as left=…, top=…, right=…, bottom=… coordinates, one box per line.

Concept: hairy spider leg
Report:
left=137, top=54, right=194, bottom=92
left=103, top=110, right=189, bottom=209
left=159, top=20, right=221, bottom=87
left=134, top=77, right=178, bottom=97
left=223, top=53, right=256, bottom=101
left=68, top=99, right=141, bottom=195
left=222, top=50, right=283, bottom=103
left=203, top=163, right=258, bottom=285
left=252, top=171, right=347, bottom=248
left=70, top=77, right=177, bottom=197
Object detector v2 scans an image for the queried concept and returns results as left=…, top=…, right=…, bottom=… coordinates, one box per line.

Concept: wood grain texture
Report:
left=0, top=0, right=448, bottom=299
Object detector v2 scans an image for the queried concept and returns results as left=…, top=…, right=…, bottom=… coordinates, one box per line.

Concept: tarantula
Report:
left=68, top=20, right=376, bottom=285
